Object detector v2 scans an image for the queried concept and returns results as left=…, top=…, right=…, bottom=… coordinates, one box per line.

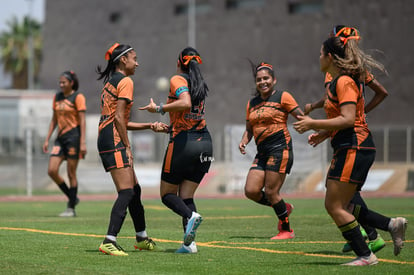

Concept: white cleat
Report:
left=388, top=217, right=408, bottom=256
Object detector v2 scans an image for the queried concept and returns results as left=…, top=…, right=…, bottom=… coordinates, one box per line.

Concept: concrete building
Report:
left=3, top=0, right=414, bottom=194
left=38, top=0, right=414, bottom=159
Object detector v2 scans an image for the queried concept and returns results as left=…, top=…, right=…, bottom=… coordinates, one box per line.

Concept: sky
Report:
left=0, top=0, right=45, bottom=88
left=0, top=0, right=45, bottom=32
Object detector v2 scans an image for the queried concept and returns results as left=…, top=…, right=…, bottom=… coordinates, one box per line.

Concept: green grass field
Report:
left=0, top=196, right=413, bottom=274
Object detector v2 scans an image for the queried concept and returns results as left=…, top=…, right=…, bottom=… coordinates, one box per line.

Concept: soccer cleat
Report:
left=388, top=217, right=408, bottom=256
left=184, top=212, right=203, bottom=246
left=368, top=235, right=386, bottom=253
left=99, top=241, right=128, bottom=256
left=277, top=203, right=294, bottom=231
left=341, top=252, right=378, bottom=266
left=59, top=208, right=76, bottom=217
left=67, top=197, right=80, bottom=209
left=342, top=227, right=368, bottom=253
left=175, top=242, right=198, bottom=253
left=134, top=238, right=161, bottom=251
left=271, top=229, right=295, bottom=240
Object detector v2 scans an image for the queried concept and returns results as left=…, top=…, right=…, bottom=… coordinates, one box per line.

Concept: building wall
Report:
left=39, top=0, right=414, bottom=138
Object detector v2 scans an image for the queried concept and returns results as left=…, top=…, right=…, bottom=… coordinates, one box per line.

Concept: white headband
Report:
left=113, top=47, right=133, bottom=62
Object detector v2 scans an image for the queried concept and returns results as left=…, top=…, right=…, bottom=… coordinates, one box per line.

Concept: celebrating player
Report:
left=239, top=62, right=304, bottom=240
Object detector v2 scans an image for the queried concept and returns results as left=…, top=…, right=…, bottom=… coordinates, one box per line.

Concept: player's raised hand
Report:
left=139, top=98, right=157, bottom=113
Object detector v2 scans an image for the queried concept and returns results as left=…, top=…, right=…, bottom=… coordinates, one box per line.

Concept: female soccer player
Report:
left=305, top=25, right=404, bottom=256
left=96, top=43, right=165, bottom=256
left=43, top=70, right=86, bottom=217
left=239, top=62, right=304, bottom=239
left=294, top=35, right=407, bottom=265
left=140, top=47, right=213, bottom=253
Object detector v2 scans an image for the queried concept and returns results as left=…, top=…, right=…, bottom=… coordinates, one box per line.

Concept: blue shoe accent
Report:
left=175, top=242, right=197, bottom=253
left=184, top=212, right=203, bottom=246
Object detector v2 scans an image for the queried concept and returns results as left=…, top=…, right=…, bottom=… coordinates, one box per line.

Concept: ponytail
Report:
left=178, top=47, right=209, bottom=105
left=96, top=43, right=133, bottom=83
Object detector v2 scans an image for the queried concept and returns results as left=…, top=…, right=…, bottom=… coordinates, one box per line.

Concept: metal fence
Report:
left=0, top=118, right=413, bottom=195
left=1, top=124, right=413, bottom=162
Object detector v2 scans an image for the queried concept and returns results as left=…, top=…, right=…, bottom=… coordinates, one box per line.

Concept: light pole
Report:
left=188, top=0, right=196, bottom=47
left=26, top=0, right=34, bottom=90
left=25, top=0, right=35, bottom=196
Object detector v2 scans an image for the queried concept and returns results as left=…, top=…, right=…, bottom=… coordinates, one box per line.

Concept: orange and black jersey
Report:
left=325, top=71, right=374, bottom=102
left=167, top=74, right=206, bottom=138
left=246, top=90, right=299, bottom=152
left=98, top=72, right=134, bottom=148
left=53, top=91, right=86, bottom=137
left=325, top=75, right=375, bottom=152
left=325, top=71, right=374, bottom=87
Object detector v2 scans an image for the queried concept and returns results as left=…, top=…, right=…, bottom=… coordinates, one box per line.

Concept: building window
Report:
left=109, top=12, right=121, bottom=23
left=226, top=0, right=265, bottom=10
left=288, top=0, right=323, bottom=14
left=174, top=1, right=211, bottom=16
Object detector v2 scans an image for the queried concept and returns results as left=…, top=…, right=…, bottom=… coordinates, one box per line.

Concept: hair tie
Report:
left=182, top=55, right=202, bottom=66
left=257, top=62, right=273, bottom=71
left=335, top=27, right=360, bottom=39
left=105, top=43, right=120, bottom=60
left=339, top=35, right=360, bottom=45
left=337, top=27, right=352, bottom=37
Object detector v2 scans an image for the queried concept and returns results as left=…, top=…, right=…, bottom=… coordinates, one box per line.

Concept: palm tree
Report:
left=0, top=16, right=42, bottom=89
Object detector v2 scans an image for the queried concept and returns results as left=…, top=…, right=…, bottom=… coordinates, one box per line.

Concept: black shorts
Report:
left=250, top=148, right=293, bottom=174
left=98, top=146, right=130, bottom=172
left=161, top=129, right=213, bottom=185
left=97, top=124, right=131, bottom=172
left=327, top=148, right=376, bottom=190
left=50, top=127, right=80, bottom=159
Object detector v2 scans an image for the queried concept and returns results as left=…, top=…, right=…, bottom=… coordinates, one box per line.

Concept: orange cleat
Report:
left=271, top=229, right=295, bottom=240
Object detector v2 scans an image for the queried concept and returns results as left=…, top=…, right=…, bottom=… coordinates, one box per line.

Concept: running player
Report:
left=96, top=43, right=163, bottom=256
left=43, top=70, right=86, bottom=217
left=239, top=62, right=304, bottom=239
left=305, top=26, right=396, bottom=255
left=293, top=34, right=407, bottom=265
left=304, top=26, right=388, bottom=116
left=140, top=47, right=213, bottom=253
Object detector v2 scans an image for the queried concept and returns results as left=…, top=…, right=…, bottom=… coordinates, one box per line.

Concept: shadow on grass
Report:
left=85, top=249, right=174, bottom=254
left=307, top=250, right=347, bottom=256
left=302, top=262, right=340, bottom=266
left=228, top=236, right=269, bottom=239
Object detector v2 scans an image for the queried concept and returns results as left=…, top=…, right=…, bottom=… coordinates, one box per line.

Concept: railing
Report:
left=370, top=126, right=413, bottom=164
left=0, top=125, right=413, bottom=164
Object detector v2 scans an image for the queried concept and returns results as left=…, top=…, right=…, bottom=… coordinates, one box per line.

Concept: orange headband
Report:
left=182, top=55, right=202, bottom=66
left=335, top=27, right=360, bottom=45
left=105, top=43, right=120, bottom=60
left=339, top=35, right=360, bottom=45
left=257, top=62, right=273, bottom=71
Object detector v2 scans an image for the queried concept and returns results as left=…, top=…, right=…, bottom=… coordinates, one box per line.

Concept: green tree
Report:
left=0, top=16, right=42, bottom=89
